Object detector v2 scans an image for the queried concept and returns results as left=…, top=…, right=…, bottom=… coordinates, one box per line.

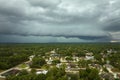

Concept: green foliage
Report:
left=35, top=74, right=46, bottom=80
left=0, top=43, right=119, bottom=70
left=52, top=59, right=60, bottom=65
left=31, top=57, right=46, bottom=68
left=31, top=69, right=36, bottom=74
left=46, top=67, right=66, bottom=80
left=18, top=70, right=29, bottom=76
left=78, top=60, right=89, bottom=68
left=7, top=73, right=46, bottom=80
left=109, top=52, right=120, bottom=70
left=1, top=43, right=120, bottom=80
left=65, top=56, right=73, bottom=61
left=79, top=68, right=101, bottom=80
left=7, top=67, right=67, bottom=80
left=68, top=73, right=79, bottom=80
left=57, top=76, right=68, bottom=80
left=0, top=54, right=29, bottom=70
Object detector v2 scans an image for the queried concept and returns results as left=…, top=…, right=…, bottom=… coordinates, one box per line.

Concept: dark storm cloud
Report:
left=103, top=19, right=120, bottom=32
left=0, top=0, right=120, bottom=42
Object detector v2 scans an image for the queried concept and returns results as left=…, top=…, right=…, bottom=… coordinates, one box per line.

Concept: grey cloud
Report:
left=103, top=20, right=120, bottom=32
left=0, top=0, right=120, bottom=42
left=28, top=0, right=61, bottom=8
left=0, top=0, right=29, bottom=16
left=0, top=21, right=111, bottom=40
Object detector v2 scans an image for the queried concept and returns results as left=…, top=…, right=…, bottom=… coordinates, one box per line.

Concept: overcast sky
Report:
left=0, top=0, right=120, bottom=43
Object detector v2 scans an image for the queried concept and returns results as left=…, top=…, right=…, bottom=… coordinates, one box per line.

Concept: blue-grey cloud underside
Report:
left=0, top=0, right=120, bottom=42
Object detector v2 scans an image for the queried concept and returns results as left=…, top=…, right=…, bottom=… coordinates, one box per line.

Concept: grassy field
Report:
left=18, top=64, right=28, bottom=68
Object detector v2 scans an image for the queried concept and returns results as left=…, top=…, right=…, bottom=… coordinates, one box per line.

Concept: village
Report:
left=0, top=48, right=120, bottom=80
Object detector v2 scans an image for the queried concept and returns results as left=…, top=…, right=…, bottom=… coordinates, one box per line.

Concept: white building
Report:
left=85, top=53, right=94, bottom=60
left=36, top=70, right=48, bottom=75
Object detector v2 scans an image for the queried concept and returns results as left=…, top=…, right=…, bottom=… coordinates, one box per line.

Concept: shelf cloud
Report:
left=0, top=0, right=120, bottom=42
